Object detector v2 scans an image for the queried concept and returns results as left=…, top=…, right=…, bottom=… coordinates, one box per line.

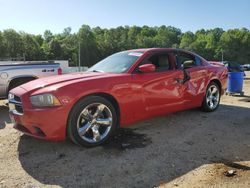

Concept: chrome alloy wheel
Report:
left=206, top=85, right=220, bottom=110
left=77, top=103, right=113, bottom=143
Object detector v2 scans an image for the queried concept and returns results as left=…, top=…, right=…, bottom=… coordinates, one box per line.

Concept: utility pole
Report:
left=78, top=42, right=81, bottom=72
left=221, top=49, right=224, bottom=62
left=23, top=53, right=26, bottom=62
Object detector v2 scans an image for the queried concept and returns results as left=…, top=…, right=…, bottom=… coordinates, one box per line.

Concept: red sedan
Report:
left=9, top=48, right=228, bottom=147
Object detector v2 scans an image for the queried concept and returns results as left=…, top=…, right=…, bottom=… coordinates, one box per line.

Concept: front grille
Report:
left=15, top=105, right=24, bottom=113
left=9, top=94, right=24, bottom=115
left=14, top=95, right=21, bottom=102
left=33, top=126, right=46, bottom=137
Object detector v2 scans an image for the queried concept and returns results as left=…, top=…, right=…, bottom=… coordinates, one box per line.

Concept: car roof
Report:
left=126, top=48, right=206, bottom=61
left=126, top=48, right=199, bottom=55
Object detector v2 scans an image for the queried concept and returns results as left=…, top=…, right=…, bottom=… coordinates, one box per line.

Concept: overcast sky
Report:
left=0, top=0, right=249, bottom=34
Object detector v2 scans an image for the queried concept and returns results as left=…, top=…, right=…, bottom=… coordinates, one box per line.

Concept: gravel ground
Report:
left=0, top=72, right=250, bottom=188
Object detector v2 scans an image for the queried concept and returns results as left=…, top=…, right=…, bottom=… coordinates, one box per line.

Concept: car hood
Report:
left=20, top=72, right=114, bottom=91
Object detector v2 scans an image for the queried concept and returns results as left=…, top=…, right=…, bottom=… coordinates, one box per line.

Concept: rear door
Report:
left=176, top=51, right=208, bottom=108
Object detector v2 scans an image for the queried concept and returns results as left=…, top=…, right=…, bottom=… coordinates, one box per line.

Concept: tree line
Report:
left=0, top=25, right=249, bottom=66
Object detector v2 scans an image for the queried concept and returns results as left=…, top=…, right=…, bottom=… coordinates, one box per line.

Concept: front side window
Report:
left=136, top=53, right=172, bottom=72
left=88, top=51, right=143, bottom=73
left=149, top=54, right=170, bottom=72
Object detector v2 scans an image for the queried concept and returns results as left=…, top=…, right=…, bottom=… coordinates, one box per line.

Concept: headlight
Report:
left=8, top=93, right=14, bottom=100
left=30, top=94, right=61, bottom=107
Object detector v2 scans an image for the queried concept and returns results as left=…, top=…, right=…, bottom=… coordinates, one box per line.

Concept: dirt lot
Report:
left=1, top=72, right=250, bottom=188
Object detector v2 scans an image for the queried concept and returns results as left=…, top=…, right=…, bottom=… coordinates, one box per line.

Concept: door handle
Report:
left=173, top=78, right=183, bottom=84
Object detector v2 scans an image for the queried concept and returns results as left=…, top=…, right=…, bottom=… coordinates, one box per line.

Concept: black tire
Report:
left=201, top=81, right=221, bottom=112
left=67, top=96, right=118, bottom=147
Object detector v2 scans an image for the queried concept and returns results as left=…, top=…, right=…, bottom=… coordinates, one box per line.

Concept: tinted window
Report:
left=195, top=56, right=202, bottom=65
left=149, top=54, right=170, bottom=72
left=138, top=53, right=171, bottom=72
left=177, top=53, right=196, bottom=69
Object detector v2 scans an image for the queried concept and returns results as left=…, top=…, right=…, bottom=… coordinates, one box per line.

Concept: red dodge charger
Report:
left=9, top=48, right=228, bottom=147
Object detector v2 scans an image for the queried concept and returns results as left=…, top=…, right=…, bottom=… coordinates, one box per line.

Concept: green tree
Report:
left=154, top=26, right=181, bottom=48
left=62, top=27, right=72, bottom=37
left=219, top=28, right=250, bottom=64
left=179, top=31, right=195, bottom=50
left=1, top=26, right=250, bottom=66
left=44, top=30, right=53, bottom=43
left=2, top=29, right=24, bottom=59
left=61, top=33, right=78, bottom=65
left=127, top=26, right=141, bottom=49
left=0, top=31, right=5, bottom=58
left=78, top=25, right=99, bottom=67
left=136, top=26, right=156, bottom=47
left=21, top=33, right=42, bottom=60
left=34, top=35, right=44, bottom=46
left=49, top=38, right=64, bottom=59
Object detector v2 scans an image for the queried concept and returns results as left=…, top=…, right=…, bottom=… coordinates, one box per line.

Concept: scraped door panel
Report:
left=133, top=70, right=186, bottom=117
left=183, top=66, right=208, bottom=108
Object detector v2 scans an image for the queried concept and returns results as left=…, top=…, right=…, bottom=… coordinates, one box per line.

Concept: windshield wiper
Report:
left=91, top=70, right=104, bottom=73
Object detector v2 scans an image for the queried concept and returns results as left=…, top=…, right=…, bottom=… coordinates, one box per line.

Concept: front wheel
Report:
left=67, top=96, right=118, bottom=147
left=201, top=82, right=220, bottom=112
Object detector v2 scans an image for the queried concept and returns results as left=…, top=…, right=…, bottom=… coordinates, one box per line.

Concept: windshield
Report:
left=88, top=51, right=143, bottom=73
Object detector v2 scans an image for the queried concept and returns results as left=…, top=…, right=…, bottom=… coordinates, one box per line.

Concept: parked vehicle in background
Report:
left=9, top=48, right=228, bottom=147
left=243, top=64, right=250, bottom=71
left=0, top=61, right=62, bottom=99
left=53, top=60, right=69, bottom=74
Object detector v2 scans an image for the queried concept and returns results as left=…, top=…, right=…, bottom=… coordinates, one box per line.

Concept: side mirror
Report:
left=138, top=64, right=156, bottom=73
left=183, top=60, right=195, bottom=69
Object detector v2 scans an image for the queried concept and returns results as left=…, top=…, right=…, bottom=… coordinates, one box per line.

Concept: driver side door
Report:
left=131, top=51, right=187, bottom=118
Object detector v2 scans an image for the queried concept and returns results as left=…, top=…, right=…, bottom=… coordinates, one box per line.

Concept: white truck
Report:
left=0, top=61, right=62, bottom=99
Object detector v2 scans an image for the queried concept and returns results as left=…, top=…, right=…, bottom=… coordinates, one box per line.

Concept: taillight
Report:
left=58, top=68, right=62, bottom=75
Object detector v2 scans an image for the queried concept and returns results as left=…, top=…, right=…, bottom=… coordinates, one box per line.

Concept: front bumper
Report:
left=10, top=108, right=67, bottom=141
left=9, top=90, right=69, bottom=141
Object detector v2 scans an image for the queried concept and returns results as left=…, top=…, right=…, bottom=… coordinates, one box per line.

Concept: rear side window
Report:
left=177, top=52, right=201, bottom=69
left=195, top=56, right=202, bottom=65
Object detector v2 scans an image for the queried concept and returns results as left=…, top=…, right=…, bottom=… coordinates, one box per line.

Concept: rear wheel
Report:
left=67, top=96, right=118, bottom=147
left=201, top=82, right=220, bottom=112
